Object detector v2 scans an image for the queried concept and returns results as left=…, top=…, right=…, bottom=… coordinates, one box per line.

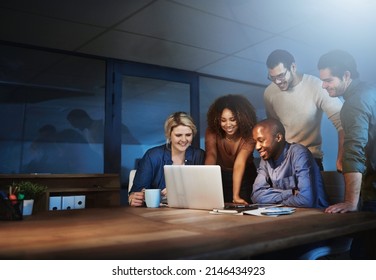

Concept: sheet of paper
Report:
left=209, top=209, right=243, bottom=215
left=243, top=206, right=295, bottom=217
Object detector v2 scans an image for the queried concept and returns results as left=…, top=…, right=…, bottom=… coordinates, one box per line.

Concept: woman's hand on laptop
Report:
left=128, top=190, right=145, bottom=207
left=232, top=196, right=248, bottom=205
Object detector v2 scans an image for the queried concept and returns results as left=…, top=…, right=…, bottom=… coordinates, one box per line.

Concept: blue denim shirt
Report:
left=130, top=144, right=205, bottom=193
left=252, top=143, right=328, bottom=208
left=341, top=79, right=376, bottom=201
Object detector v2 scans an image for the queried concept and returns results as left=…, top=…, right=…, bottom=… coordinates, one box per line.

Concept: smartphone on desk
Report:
left=212, top=203, right=281, bottom=214
left=223, top=203, right=259, bottom=212
left=224, top=203, right=282, bottom=210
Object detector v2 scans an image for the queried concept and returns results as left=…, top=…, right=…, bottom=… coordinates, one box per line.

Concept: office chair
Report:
left=298, top=171, right=353, bottom=260
left=128, top=169, right=137, bottom=193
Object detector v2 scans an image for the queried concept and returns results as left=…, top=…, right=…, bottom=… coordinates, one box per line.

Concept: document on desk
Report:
left=243, top=206, right=295, bottom=217
left=210, top=203, right=256, bottom=215
left=210, top=209, right=243, bottom=215
left=210, top=204, right=286, bottom=216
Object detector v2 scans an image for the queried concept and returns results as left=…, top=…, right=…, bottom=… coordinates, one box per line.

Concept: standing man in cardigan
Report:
left=318, top=49, right=376, bottom=259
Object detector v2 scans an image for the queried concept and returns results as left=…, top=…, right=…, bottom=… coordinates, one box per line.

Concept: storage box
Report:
left=49, top=196, right=62, bottom=211
left=74, top=195, right=86, bottom=209
left=62, top=196, right=75, bottom=210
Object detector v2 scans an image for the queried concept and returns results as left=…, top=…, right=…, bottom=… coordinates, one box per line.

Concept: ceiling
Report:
left=1, top=0, right=376, bottom=85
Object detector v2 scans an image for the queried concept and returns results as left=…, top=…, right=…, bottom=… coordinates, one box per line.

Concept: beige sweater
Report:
left=264, top=74, right=343, bottom=159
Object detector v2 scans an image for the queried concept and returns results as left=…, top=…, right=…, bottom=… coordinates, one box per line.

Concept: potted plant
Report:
left=9, top=181, right=47, bottom=215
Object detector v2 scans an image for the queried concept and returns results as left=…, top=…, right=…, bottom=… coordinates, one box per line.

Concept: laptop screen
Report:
left=164, top=165, right=224, bottom=210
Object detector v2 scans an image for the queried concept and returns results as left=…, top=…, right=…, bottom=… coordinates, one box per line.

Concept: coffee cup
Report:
left=144, top=189, right=161, bottom=208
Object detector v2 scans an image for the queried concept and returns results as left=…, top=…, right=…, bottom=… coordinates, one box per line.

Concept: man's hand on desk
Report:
left=325, top=202, right=358, bottom=213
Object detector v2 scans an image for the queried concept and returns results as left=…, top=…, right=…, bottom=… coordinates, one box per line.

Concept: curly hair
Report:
left=206, top=94, right=257, bottom=139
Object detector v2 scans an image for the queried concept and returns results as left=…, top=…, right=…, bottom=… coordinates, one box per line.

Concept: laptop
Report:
left=164, top=165, right=225, bottom=210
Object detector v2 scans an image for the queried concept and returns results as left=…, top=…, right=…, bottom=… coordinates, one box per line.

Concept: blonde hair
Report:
left=164, top=112, right=197, bottom=141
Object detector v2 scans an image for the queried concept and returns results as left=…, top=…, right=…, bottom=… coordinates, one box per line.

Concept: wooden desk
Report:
left=1, top=206, right=376, bottom=260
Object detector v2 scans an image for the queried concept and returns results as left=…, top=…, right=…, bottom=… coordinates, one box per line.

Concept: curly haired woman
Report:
left=205, top=94, right=257, bottom=204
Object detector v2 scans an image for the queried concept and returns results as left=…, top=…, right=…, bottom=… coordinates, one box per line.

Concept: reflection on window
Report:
left=121, top=76, right=190, bottom=180
left=0, top=44, right=105, bottom=174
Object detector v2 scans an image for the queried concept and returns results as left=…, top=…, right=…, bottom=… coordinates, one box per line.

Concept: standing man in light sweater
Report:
left=264, top=49, right=344, bottom=171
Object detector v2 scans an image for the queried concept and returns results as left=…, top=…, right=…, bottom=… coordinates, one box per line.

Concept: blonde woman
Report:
left=128, top=112, right=205, bottom=206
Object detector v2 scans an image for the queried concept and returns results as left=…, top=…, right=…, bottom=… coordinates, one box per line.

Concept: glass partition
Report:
left=121, top=76, right=190, bottom=182
left=0, top=44, right=106, bottom=174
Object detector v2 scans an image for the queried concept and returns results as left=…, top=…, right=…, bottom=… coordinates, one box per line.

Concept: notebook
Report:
left=164, top=165, right=224, bottom=210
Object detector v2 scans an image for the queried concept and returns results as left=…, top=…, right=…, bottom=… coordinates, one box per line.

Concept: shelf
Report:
left=0, top=173, right=121, bottom=212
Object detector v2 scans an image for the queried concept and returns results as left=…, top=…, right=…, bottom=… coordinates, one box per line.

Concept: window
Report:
left=0, top=44, right=106, bottom=174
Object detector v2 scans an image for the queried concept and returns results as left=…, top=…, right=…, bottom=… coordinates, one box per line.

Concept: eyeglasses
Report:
left=267, top=69, right=289, bottom=82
